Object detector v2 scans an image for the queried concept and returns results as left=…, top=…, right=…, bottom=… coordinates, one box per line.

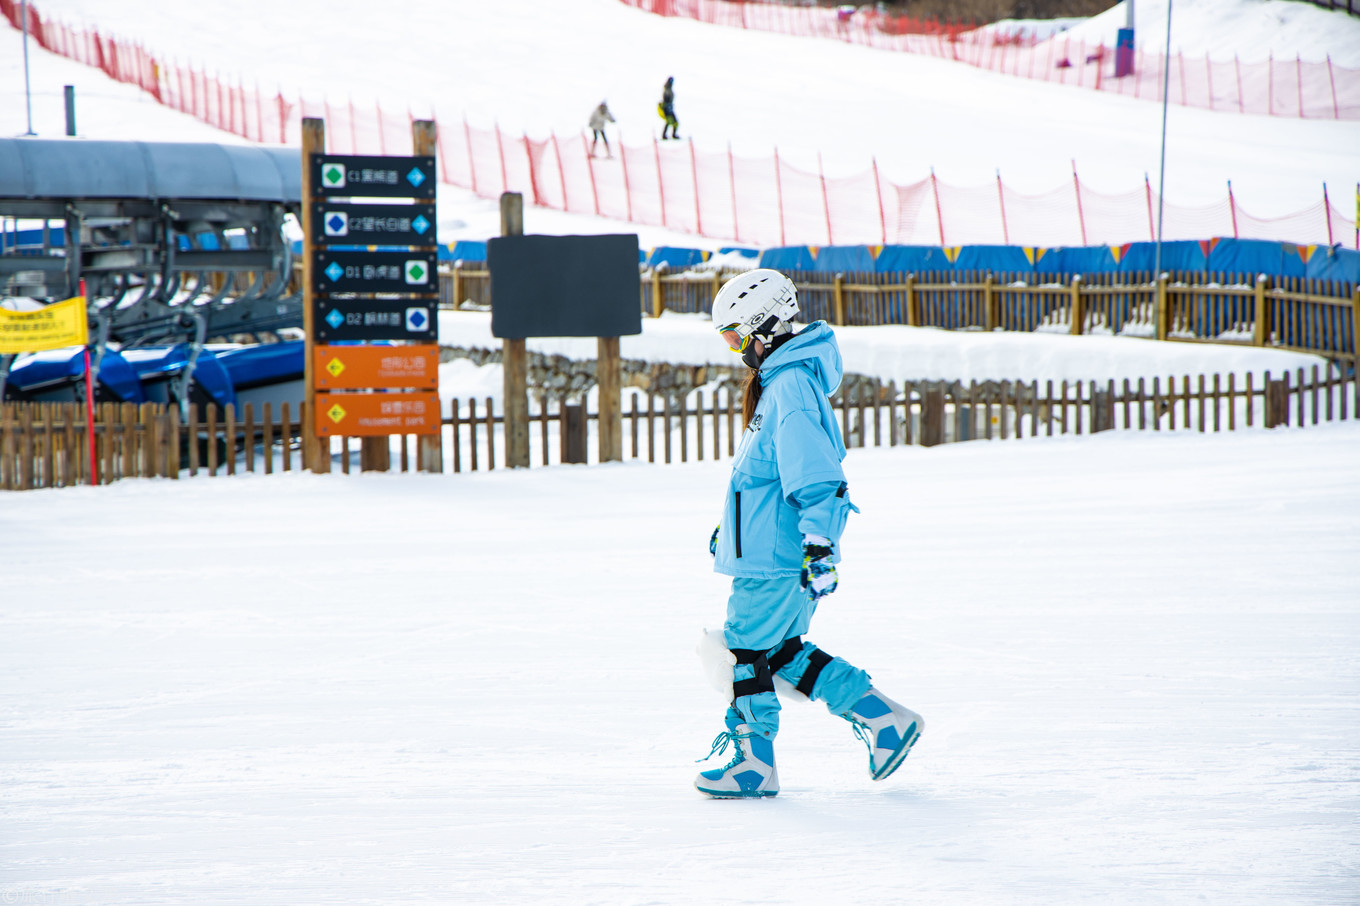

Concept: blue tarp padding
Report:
left=445, top=239, right=487, bottom=262
left=1300, top=245, right=1360, bottom=282
left=1116, top=240, right=1208, bottom=273
left=811, top=245, right=875, bottom=273
left=718, top=247, right=759, bottom=258
left=6, top=347, right=145, bottom=403
left=121, top=345, right=235, bottom=409
left=1045, top=246, right=1121, bottom=274
left=758, top=246, right=816, bottom=271
left=874, top=246, right=954, bottom=272
left=215, top=341, right=304, bottom=390
left=953, top=245, right=1036, bottom=273
left=647, top=246, right=708, bottom=269
left=1206, top=238, right=1294, bottom=277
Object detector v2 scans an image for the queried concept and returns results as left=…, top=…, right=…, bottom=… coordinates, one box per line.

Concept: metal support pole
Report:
left=1153, top=0, right=1173, bottom=279
left=21, top=0, right=36, bottom=135
left=64, top=85, right=76, bottom=136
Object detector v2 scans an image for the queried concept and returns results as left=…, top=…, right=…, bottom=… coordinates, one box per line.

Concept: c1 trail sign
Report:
left=310, top=155, right=437, bottom=199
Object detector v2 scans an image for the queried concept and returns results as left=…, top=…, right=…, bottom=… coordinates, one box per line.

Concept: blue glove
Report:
left=800, top=535, right=838, bottom=600
left=709, top=525, right=720, bottom=557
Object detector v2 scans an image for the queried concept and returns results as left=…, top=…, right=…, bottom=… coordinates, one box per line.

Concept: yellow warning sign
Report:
left=327, top=403, right=348, bottom=423
left=0, top=296, right=89, bottom=354
left=326, top=357, right=346, bottom=378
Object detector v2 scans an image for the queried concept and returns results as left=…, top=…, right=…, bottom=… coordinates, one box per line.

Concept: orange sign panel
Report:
left=315, top=391, right=442, bottom=436
left=314, top=344, right=439, bottom=390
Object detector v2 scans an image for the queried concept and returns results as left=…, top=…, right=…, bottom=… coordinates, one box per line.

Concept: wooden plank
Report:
left=712, top=389, right=720, bottom=460
left=1311, top=364, right=1320, bottom=425
left=485, top=396, right=495, bottom=469
left=101, top=403, right=114, bottom=484
left=695, top=391, right=704, bottom=461
left=225, top=404, right=236, bottom=476
left=188, top=403, right=200, bottom=476
left=648, top=392, right=656, bottom=464
left=873, top=381, right=882, bottom=446
left=263, top=403, right=274, bottom=475
left=452, top=397, right=462, bottom=473
left=301, top=117, right=329, bottom=474
left=244, top=402, right=255, bottom=472
left=540, top=394, right=550, bottom=466
left=281, top=403, right=291, bottom=472
left=679, top=392, right=689, bottom=463
left=664, top=394, right=673, bottom=464
left=168, top=406, right=181, bottom=479
left=630, top=393, right=639, bottom=460
left=469, top=398, right=479, bottom=471
left=1245, top=373, right=1254, bottom=427
left=598, top=336, right=622, bottom=463
left=726, top=387, right=735, bottom=456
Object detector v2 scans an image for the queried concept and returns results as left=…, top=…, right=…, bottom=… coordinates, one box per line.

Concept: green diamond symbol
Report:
left=322, top=164, right=345, bottom=187
left=405, top=261, right=427, bottom=284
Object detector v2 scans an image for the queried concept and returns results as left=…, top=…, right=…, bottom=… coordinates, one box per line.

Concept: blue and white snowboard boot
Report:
left=694, top=723, right=779, bottom=798
left=842, top=687, right=923, bottom=781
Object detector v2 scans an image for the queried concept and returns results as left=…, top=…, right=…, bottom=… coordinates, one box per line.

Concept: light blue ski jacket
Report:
left=713, top=321, right=859, bottom=579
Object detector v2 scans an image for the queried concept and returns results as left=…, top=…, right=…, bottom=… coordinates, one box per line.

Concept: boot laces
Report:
left=696, top=729, right=752, bottom=770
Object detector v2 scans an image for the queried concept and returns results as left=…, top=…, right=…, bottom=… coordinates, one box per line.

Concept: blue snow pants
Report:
left=723, top=575, right=872, bottom=739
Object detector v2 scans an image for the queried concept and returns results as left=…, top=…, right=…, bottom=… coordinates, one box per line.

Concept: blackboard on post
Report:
left=488, top=234, right=641, bottom=339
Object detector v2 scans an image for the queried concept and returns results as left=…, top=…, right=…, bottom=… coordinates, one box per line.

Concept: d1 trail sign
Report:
left=312, top=250, right=437, bottom=295
left=310, top=155, right=437, bottom=199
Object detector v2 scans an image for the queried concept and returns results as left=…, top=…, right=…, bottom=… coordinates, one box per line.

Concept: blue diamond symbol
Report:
left=411, top=215, right=430, bottom=235
left=324, top=262, right=343, bottom=282
left=408, top=310, right=426, bottom=328
left=325, top=309, right=344, bottom=329
left=406, top=167, right=426, bottom=187
left=326, top=213, right=346, bottom=233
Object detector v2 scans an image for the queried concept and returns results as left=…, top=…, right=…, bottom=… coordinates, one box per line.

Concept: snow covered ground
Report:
left=3, top=4, right=1359, bottom=902
left=2, top=423, right=1358, bottom=904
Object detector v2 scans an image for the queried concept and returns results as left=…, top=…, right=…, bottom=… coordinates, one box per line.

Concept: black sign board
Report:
left=313, top=298, right=438, bottom=342
left=312, top=249, right=438, bottom=295
left=310, top=154, right=437, bottom=199
left=488, top=234, right=641, bottom=339
left=311, top=202, right=438, bottom=246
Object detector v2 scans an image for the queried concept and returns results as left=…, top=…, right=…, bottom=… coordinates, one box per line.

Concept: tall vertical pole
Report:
left=414, top=119, right=443, bottom=473
left=597, top=336, right=622, bottom=463
left=302, top=117, right=331, bottom=473
left=501, top=193, right=530, bottom=469
left=21, top=0, right=36, bottom=135
left=1153, top=0, right=1173, bottom=279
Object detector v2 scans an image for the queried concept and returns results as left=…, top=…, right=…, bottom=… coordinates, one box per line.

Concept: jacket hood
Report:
left=759, top=320, right=842, bottom=396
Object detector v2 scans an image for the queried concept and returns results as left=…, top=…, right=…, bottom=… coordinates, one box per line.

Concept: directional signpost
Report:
left=301, top=123, right=442, bottom=474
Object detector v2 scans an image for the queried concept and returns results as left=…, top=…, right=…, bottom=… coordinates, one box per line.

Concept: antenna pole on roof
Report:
left=21, top=0, right=36, bottom=135
left=1153, top=0, right=1173, bottom=279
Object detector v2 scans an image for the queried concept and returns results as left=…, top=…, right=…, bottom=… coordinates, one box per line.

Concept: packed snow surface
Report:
left=2, top=423, right=1358, bottom=904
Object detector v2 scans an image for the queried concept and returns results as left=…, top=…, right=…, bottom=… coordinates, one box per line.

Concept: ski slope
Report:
left=3, top=0, right=1359, bottom=243
left=2, top=424, right=1358, bottom=904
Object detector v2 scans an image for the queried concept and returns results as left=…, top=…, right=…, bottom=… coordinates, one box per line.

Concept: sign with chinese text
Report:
left=313, top=299, right=435, bottom=343
left=311, top=202, right=438, bottom=246
left=312, top=249, right=437, bottom=296
left=314, top=344, right=439, bottom=390
left=314, top=391, right=442, bottom=436
left=310, top=155, right=437, bottom=199
left=0, top=295, right=89, bottom=354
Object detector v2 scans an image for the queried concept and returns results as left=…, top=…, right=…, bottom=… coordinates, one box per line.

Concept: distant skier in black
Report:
left=659, top=76, right=679, bottom=140
left=588, top=101, right=615, bottom=158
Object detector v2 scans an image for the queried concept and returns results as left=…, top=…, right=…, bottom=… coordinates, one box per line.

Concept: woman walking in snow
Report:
left=588, top=101, right=615, bottom=158
left=695, top=268, right=924, bottom=798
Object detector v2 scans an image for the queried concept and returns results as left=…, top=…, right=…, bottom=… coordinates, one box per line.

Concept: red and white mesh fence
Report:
left=4, top=0, right=1356, bottom=249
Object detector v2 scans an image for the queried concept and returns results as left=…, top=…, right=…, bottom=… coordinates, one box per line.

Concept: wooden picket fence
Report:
left=444, top=266, right=1360, bottom=365
left=3, top=363, right=1356, bottom=490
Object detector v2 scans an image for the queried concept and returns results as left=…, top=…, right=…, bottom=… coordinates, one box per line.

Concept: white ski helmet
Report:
left=710, top=269, right=799, bottom=361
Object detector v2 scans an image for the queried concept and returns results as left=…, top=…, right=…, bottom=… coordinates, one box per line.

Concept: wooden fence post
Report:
left=920, top=386, right=944, bottom=447
left=833, top=273, right=846, bottom=326
left=1253, top=274, right=1269, bottom=347
left=1069, top=274, right=1084, bottom=335
left=1155, top=273, right=1169, bottom=341
left=984, top=273, right=996, bottom=331
left=904, top=274, right=917, bottom=327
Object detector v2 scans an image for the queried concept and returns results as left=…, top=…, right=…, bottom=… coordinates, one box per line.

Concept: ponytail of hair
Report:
left=741, top=368, right=762, bottom=428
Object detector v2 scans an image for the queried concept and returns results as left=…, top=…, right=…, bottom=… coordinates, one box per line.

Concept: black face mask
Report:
left=741, top=342, right=764, bottom=370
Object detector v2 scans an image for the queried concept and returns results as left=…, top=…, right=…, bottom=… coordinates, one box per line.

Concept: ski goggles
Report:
left=718, top=324, right=751, bottom=353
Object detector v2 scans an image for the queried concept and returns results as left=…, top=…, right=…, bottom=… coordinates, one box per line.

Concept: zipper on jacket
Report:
left=734, top=491, right=742, bottom=559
